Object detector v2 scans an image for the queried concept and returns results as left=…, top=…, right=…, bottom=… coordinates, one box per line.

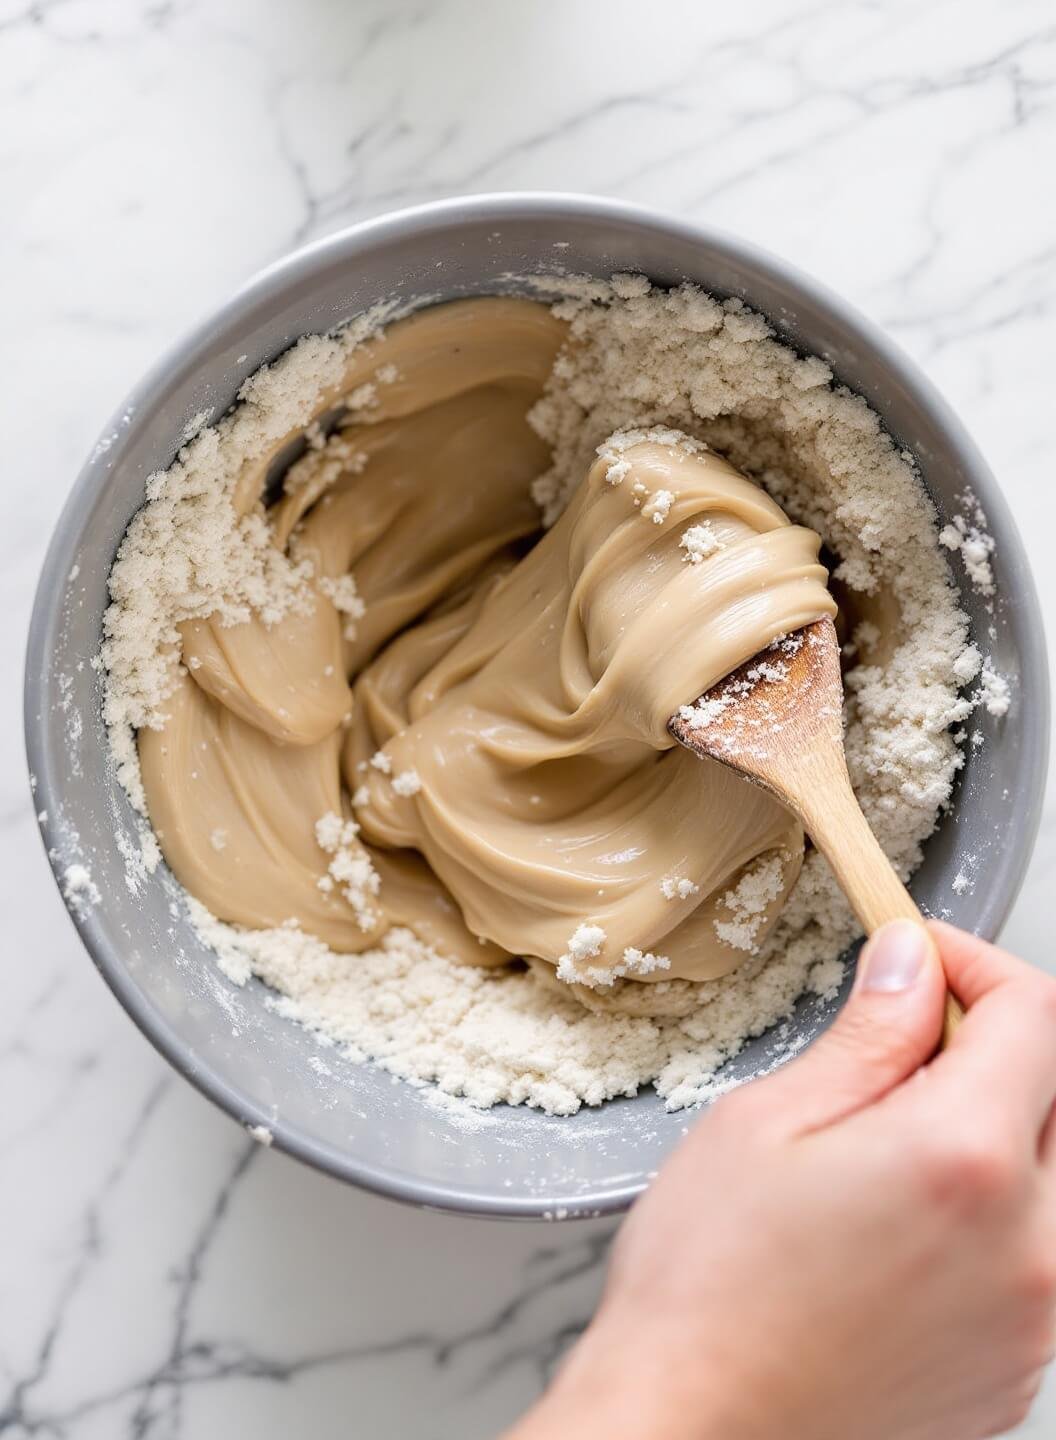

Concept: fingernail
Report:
left=859, top=920, right=930, bottom=993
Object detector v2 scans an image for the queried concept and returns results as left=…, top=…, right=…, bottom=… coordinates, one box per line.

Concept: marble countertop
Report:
left=3, top=1, right=1055, bottom=1435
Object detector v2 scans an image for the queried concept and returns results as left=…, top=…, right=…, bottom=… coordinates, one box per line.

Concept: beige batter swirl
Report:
left=140, top=297, right=836, bottom=999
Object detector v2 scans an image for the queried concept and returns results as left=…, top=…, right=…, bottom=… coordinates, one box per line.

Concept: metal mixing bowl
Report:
left=24, top=194, right=1049, bottom=1217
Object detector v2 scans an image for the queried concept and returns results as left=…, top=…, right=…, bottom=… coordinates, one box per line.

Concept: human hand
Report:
left=509, top=921, right=1056, bottom=1440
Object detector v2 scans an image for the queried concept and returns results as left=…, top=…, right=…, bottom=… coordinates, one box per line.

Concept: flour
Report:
left=102, top=276, right=1001, bottom=1115
left=556, top=922, right=608, bottom=985
left=63, top=863, right=100, bottom=910
left=673, top=635, right=798, bottom=738
left=976, top=658, right=1010, bottom=717
left=641, top=489, right=675, bottom=524
left=317, top=571, right=366, bottom=641
left=285, top=429, right=368, bottom=496
left=314, top=812, right=381, bottom=932
left=714, top=854, right=788, bottom=955
left=938, top=490, right=996, bottom=599
left=661, top=877, right=700, bottom=901
left=558, top=933, right=672, bottom=988
left=100, top=299, right=399, bottom=811
left=620, top=947, right=672, bottom=978
left=391, top=770, right=422, bottom=798
left=183, top=893, right=858, bottom=1113
left=680, top=522, right=723, bottom=563
left=598, top=426, right=706, bottom=489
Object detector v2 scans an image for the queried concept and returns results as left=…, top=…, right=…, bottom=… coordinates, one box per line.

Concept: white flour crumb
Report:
left=556, top=930, right=669, bottom=988
left=246, top=1123, right=273, bottom=1146
left=369, top=750, right=392, bottom=775
left=620, top=947, right=671, bottom=977
left=854, top=620, right=880, bottom=651
left=976, top=658, right=1010, bottom=717
left=318, top=572, right=367, bottom=638
left=714, top=854, right=786, bottom=954
left=556, top=922, right=607, bottom=984
left=595, top=424, right=706, bottom=466
left=677, top=695, right=732, bottom=730
left=140, top=826, right=161, bottom=871
left=63, top=863, right=100, bottom=909
left=315, top=811, right=381, bottom=931
left=952, top=644, right=982, bottom=685
left=642, top=488, right=675, bottom=524
left=938, top=492, right=996, bottom=598
left=747, top=658, right=789, bottom=684
left=37, top=810, right=47, bottom=824
left=113, top=822, right=159, bottom=895
left=542, top=1206, right=571, bottom=1222
left=679, top=522, right=723, bottom=563
left=181, top=409, right=212, bottom=443
left=210, top=828, right=227, bottom=852
left=952, top=871, right=971, bottom=895
left=285, top=427, right=369, bottom=497
left=351, top=785, right=371, bottom=807
left=392, top=769, right=422, bottom=797
left=347, top=381, right=378, bottom=410
left=315, top=810, right=348, bottom=851
left=317, top=569, right=366, bottom=642
left=661, top=876, right=700, bottom=900
left=375, top=363, right=399, bottom=384
left=611, top=272, right=651, bottom=299
left=809, top=957, right=845, bottom=999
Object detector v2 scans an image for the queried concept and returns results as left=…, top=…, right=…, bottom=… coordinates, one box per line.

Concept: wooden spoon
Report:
left=669, top=616, right=963, bottom=1047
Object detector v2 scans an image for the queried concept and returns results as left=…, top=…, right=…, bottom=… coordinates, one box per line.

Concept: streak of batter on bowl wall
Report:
left=99, top=277, right=1003, bottom=1115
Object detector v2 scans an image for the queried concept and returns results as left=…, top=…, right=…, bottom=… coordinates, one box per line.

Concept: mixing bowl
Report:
left=24, top=194, right=1049, bottom=1218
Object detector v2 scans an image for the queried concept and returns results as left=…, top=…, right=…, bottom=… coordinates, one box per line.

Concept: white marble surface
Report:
left=3, top=1, right=1056, bottom=1434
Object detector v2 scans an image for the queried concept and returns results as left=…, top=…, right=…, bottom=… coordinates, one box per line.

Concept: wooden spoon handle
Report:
left=799, top=760, right=963, bottom=1048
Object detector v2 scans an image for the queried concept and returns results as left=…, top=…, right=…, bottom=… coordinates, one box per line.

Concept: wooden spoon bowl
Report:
left=670, top=617, right=962, bottom=1047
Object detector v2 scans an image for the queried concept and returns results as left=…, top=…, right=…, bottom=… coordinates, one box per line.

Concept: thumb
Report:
left=752, top=919, right=947, bottom=1136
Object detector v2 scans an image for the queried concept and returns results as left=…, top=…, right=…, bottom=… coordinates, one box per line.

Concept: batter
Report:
left=139, top=297, right=836, bottom=1001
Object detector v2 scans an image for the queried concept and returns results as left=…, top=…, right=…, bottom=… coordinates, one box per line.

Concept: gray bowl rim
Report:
left=25, top=191, right=1051, bottom=1219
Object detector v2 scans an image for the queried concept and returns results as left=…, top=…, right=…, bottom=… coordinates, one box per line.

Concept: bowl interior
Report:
left=25, top=197, right=1048, bottom=1217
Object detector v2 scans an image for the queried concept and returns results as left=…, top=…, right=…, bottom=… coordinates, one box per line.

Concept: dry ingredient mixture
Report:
left=100, top=276, right=998, bottom=1114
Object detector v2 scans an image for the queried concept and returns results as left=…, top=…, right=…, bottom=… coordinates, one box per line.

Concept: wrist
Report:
left=506, top=1320, right=730, bottom=1440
